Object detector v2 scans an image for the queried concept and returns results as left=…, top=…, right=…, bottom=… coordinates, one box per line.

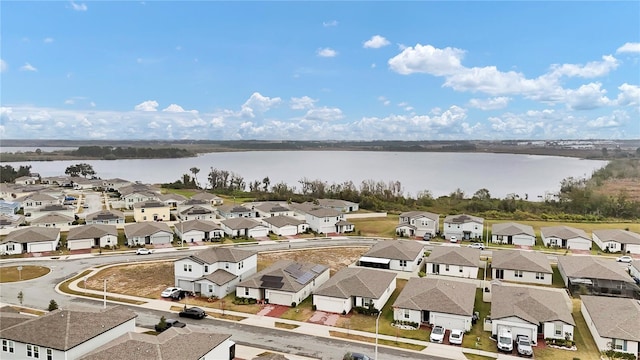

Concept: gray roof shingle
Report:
left=186, top=246, right=256, bottom=265
left=221, top=217, right=264, bottom=230
left=237, top=259, right=328, bottom=292
left=3, top=227, right=60, bottom=244
left=262, top=215, right=304, bottom=228
left=491, top=284, right=574, bottom=326
left=124, top=222, right=172, bottom=237
left=491, top=222, right=535, bottom=237
left=314, top=268, right=396, bottom=299
left=175, top=219, right=221, bottom=233
left=581, top=295, right=640, bottom=342
left=444, top=214, right=484, bottom=224
left=540, top=225, right=590, bottom=240
left=491, top=250, right=552, bottom=273
left=67, top=224, right=118, bottom=240
left=558, top=256, right=634, bottom=283
left=592, top=229, right=640, bottom=245
left=426, top=246, right=480, bottom=267
left=199, top=269, right=238, bottom=286
left=86, top=209, right=125, bottom=221
left=392, top=278, right=476, bottom=316
left=363, top=240, right=424, bottom=261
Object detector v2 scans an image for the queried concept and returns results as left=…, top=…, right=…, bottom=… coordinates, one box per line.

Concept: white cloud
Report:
left=616, top=42, right=640, bottom=54
left=64, top=99, right=75, bottom=105
left=43, top=37, right=54, bottom=43
left=134, top=100, right=159, bottom=111
left=20, top=63, right=38, bottom=72
left=388, top=43, right=465, bottom=76
left=377, top=96, right=391, bottom=106
left=317, top=48, right=338, bottom=58
left=488, top=113, right=546, bottom=136
left=371, top=63, right=376, bottom=68
left=587, top=110, right=629, bottom=128
left=615, top=83, right=640, bottom=106
left=564, top=82, right=611, bottom=110
left=548, top=55, right=619, bottom=79
left=162, top=104, right=198, bottom=113
left=70, top=1, right=87, bottom=11
left=323, top=20, right=338, bottom=27
left=290, top=96, right=317, bottom=110
left=363, top=35, right=390, bottom=49
left=0, top=59, right=7, bottom=73
left=90, top=101, right=96, bottom=107
left=303, top=106, right=344, bottom=122
left=241, top=92, right=281, bottom=117
left=468, top=97, right=511, bottom=110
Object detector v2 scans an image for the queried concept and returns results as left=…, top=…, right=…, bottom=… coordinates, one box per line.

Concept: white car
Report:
left=449, top=329, right=464, bottom=345
left=160, top=287, right=182, bottom=298
left=468, top=242, right=484, bottom=250
left=136, top=248, right=153, bottom=255
left=449, top=236, right=458, bottom=243
left=616, top=255, right=633, bottom=263
left=430, top=325, right=445, bottom=343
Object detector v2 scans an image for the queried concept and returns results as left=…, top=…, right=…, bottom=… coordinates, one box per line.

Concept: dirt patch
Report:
left=596, top=178, right=640, bottom=202
left=258, top=246, right=369, bottom=274
left=85, top=261, right=174, bottom=299
left=0, top=265, right=51, bottom=283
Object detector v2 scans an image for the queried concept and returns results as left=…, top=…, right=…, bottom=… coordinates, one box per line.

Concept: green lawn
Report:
left=462, top=289, right=495, bottom=353
left=348, top=215, right=399, bottom=238
left=551, top=265, right=565, bottom=288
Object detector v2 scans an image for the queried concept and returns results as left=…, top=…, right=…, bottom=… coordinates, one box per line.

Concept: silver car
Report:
left=430, top=325, right=445, bottom=343
left=516, top=335, right=533, bottom=357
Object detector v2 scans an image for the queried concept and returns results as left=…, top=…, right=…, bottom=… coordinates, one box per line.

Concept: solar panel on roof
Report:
left=261, top=280, right=284, bottom=289
left=295, top=272, right=315, bottom=285
left=283, top=264, right=305, bottom=279
left=310, top=264, right=326, bottom=274
left=261, top=275, right=283, bottom=283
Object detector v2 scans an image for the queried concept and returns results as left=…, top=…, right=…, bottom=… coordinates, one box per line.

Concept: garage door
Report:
left=431, top=313, right=467, bottom=332
left=152, top=234, right=172, bottom=244
left=249, top=228, right=269, bottom=238
left=267, top=291, right=292, bottom=306
left=177, top=279, right=195, bottom=291
left=279, top=226, right=297, bottom=236
left=30, top=242, right=53, bottom=253
left=498, top=324, right=535, bottom=342
left=315, top=296, right=346, bottom=313
left=68, top=239, right=93, bottom=251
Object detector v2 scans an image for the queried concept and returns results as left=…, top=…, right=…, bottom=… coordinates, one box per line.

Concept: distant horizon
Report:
left=1, top=2, right=639, bottom=140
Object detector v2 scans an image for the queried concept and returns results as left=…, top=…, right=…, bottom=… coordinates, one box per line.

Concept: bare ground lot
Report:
left=597, top=178, right=640, bottom=202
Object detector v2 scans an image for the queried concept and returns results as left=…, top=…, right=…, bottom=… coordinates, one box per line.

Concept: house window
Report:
left=7, top=244, right=14, bottom=251
left=404, top=309, right=410, bottom=319
left=554, top=323, right=562, bottom=336
left=2, top=340, right=14, bottom=353
left=536, top=272, right=545, bottom=280
left=46, top=349, right=53, bottom=360
left=27, top=344, right=39, bottom=358
left=613, top=338, right=626, bottom=351
left=239, top=261, right=244, bottom=269
left=208, top=285, right=213, bottom=292
left=445, top=265, right=450, bottom=271
left=204, top=265, right=208, bottom=273
left=399, top=260, right=407, bottom=267
left=143, top=216, right=147, bottom=220
left=459, top=266, right=463, bottom=273
left=245, top=287, right=249, bottom=296
left=515, top=270, right=523, bottom=278
left=141, top=208, right=145, bottom=213
left=183, top=264, right=192, bottom=272
left=225, top=263, right=229, bottom=269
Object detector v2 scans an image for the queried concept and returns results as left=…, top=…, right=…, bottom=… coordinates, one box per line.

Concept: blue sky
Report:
left=1, top=1, right=639, bottom=140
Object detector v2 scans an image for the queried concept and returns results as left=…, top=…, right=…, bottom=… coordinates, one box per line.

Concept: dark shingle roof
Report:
left=3, top=227, right=60, bottom=244
left=393, top=278, right=476, bottom=316
left=491, top=284, right=574, bottom=326
left=581, top=295, right=640, bottom=342
left=363, top=240, right=424, bottom=261
left=426, top=246, right=480, bottom=267
left=186, top=246, right=256, bottom=265
left=491, top=250, right=552, bottom=273
left=86, top=209, right=125, bottom=221
left=314, top=268, right=396, bottom=299
left=67, top=224, right=118, bottom=240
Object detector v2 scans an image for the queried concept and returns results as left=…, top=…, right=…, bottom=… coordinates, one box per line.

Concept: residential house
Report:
left=0, top=227, right=60, bottom=254
left=158, top=193, right=187, bottom=209
left=631, top=260, right=640, bottom=281
left=119, top=185, right=160, bottom=210
left=28, top=204, right=75, bottom=221
left=315, top=199, right=359, bottom=213
left=85, top=210, right=126, bottom=225
left=0, top=214, right=24, bottom=229
left=178, top=205, right=216, bottom=221
left=0, top=200, right=20, bottom=216
left=491, top=250, right=553, bottom=285
left=236, top=260, right=330, bottom=306
left=357, top=239, right=424, bottom=272
left=123, top=222, right=173, bottom=246
left=191, top=192, right=224, bottom=206
left=425, top=246, right=480, bottom=278
left=102, top=178, right=132, bottom=192
left=592, top=229, right=640, bottom=255
left=17, top=192, right=60, bottom=211
left=216, top=204, right=254, bottom=219
left=72, top=177, right=100, bottom=190
left=392, top=277, right=476, bottom=331
left=174, top=246, right=257, bottom=298
left=557, top=256, right=639, bottom=298
left=79, top=327, right=235, bottom=360
left=291, top=203, right=354, bottom=234
left=395, top=211, right=440, bottom=239
left=261, top=215, right=308, bottom=236
left=30, top=213, right=74, bottom=228
left=174, top=219, right=224, bottom=243
left=490, top=284, right=575, bottom=345
left=443, top=214, right=484, bottom=241
left=581, top=295, right=640, bottom=359
left=313, top=268, right=397, bottom=314
left=491, top=222, right=536, bottom=246
left=540, top=226, right=592, bottom=250
left=220, top=218, right=269, bottom=238
left=0, top=306, right=137, bottom=360
left=67, top=224, right=118, bottom=250
left=14, top=176, right=38, bottom=185
left=133, top=200, right=170, bottom=222
left=251, top=202, right=294, bottom=218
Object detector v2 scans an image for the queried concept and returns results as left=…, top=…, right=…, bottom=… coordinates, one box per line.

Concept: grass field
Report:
left=0, top=265, right=50, bottom=283
left=462, top=289, right=494, bottom=353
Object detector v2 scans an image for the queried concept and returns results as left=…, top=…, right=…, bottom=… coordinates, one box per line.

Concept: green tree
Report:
left=17, top=291, right=24, bottom=305
left=48, top=299, right=59, bottom=311
left=602, top=147, right=609, bottom=157
left=190, top=167, right=200, bottom=188
left=473, top=188, right=491, bottom=201
left=156, top=316, right=168, bottom=332
left=65, top=163, right=96, bottom=178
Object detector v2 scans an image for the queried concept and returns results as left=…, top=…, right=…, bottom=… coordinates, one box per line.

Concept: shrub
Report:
left=47, top=299, right=58, bottom=311
left=291, top=302, right=297, bottom=308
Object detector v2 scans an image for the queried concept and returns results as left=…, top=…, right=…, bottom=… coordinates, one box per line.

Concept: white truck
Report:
left=497, top=328, right=514, bottom=352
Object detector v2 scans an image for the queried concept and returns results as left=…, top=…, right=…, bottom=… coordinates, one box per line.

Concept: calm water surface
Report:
left=4, top=151, right=608, bottom=200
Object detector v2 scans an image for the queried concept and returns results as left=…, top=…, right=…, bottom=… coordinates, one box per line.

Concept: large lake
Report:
left=4, top=151, right=608, bottom=200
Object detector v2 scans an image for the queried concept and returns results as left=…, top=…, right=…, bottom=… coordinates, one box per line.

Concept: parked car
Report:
left=430, top=325, right=445, bottom=343
left=343, top=353, right=371, bottom=360
left=136, top=248, right=153, bottom=255
left=154, top=318, right=186, bottom=333
left=423, top=233, right=432, bottom=241
left=179, top=307, right=207, bottom=319
left=516, top=334, right=533, bottom=357
left=170, top=290, right=191, bottom=301
left=497, top=329, right=514, bottom=352
left=449, top=329, right=464, bottom=345
left=449, top=236, right=458, bottom=243
left=160, top=287, right=182, bottom=298
left=616, top=255, right=633, bottom=263
left=468, top=242, right=484, bottom=250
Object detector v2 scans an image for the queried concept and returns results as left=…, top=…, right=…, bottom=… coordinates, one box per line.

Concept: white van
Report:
left=497, top=329, right=513, bottom=352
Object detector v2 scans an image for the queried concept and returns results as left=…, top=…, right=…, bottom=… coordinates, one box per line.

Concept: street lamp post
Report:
left=375, top=309, right=382, bottom=360
left=103, top=279, right=108, bottom=309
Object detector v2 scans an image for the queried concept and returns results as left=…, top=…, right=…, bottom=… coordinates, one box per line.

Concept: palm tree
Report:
left=190, top=167, right=200, bottom=189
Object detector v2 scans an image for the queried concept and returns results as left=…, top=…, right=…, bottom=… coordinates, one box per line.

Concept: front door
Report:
left=94, top=238, right=100, bottom=247
left=422, top=310, right=430, bottom=323
left=507, top=236, right=513, bottom=245
left=495, top=269, right=504, bottom=279
left=433, top=264, right=440, bottom=274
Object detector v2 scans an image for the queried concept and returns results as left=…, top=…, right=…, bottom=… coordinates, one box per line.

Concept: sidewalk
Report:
left=63, top=271, right=500, bottom=360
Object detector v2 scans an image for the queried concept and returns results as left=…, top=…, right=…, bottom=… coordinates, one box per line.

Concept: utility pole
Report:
left=375, top=309, right=382, bottom=359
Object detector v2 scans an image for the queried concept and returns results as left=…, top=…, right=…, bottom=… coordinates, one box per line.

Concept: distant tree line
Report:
left=0, top=165, right=32, bottom=183
left=68, top=146, right=195, bottom=159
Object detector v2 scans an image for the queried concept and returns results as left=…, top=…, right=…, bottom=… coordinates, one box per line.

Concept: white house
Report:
left=491, top=222, right=536, bottom=246
left=357, top=240, right=424, bottom=272
left=191, top=192, right=224, bottom=206
left=395, top=211, right=440, bottom=239
left=581, top=295, right=640, bottom=359
left=557, top=256, right=638, bottom=298
left=251, top=202, right=294, bottom=218
left=0, top=214, right=24, bottom=229
left=79, top=327, right=235, bottom=360
left=631, top=260, right=640, bottom=280
left=0, top=200, right=20, bottom=216
left=313, top=268, right=397, bottom=314
left=490, top=284, right=575, bottom=345
left=392, top=277, right=476, bottom=331
left=102, top=178, right=132, bottom=192
left=174, top=246, right=257, bottom=299
left=0, top=306, right=137, bottom=360
left=261, top=215, right=308, bottom=236
left=540, top=225, right=592, bottom=250
left=174, top=219, right=224, bottom=243
left=66, top=224, right=118, bottom=250
left=592, top=229, right=640, bottom=255
left=158, top=193, right=187, bottom=209
left=178, top=205, right=216, bottom=221
left=425, top=246, right=480, bottom=278
left=220, top=218, right=269, bottom=238
left=217, top=204, right=254, bottom=219
left=120, top=187, right=159, bottom=210
left=291, top=203, right=354, bottom=234
left=123, top=222, right=173, bottom=246
left=236, top=260, right=330, bottom=307
left=85, top=210, right=126, bottom=225
left=30, top=213, right=74, bottom=228
left=14, top=175, right=38, bottom=185
left=27, top=204, right=74, bottom=221
left=0, top=227, right=60, bottom=254
left=315, top=199, right=359, bottom=213
left=443, top=214, right=484, bottom=241
left=491, top=250, right=553, bottom=285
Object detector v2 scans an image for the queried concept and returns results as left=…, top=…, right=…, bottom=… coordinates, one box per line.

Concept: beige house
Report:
left=491, top=250, right=552, bottom=285
left=425, top=246, right=480, bottom=278
left=133, top=200, right=170, bottom=222
left=581, top=295, right=640, bottom=358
